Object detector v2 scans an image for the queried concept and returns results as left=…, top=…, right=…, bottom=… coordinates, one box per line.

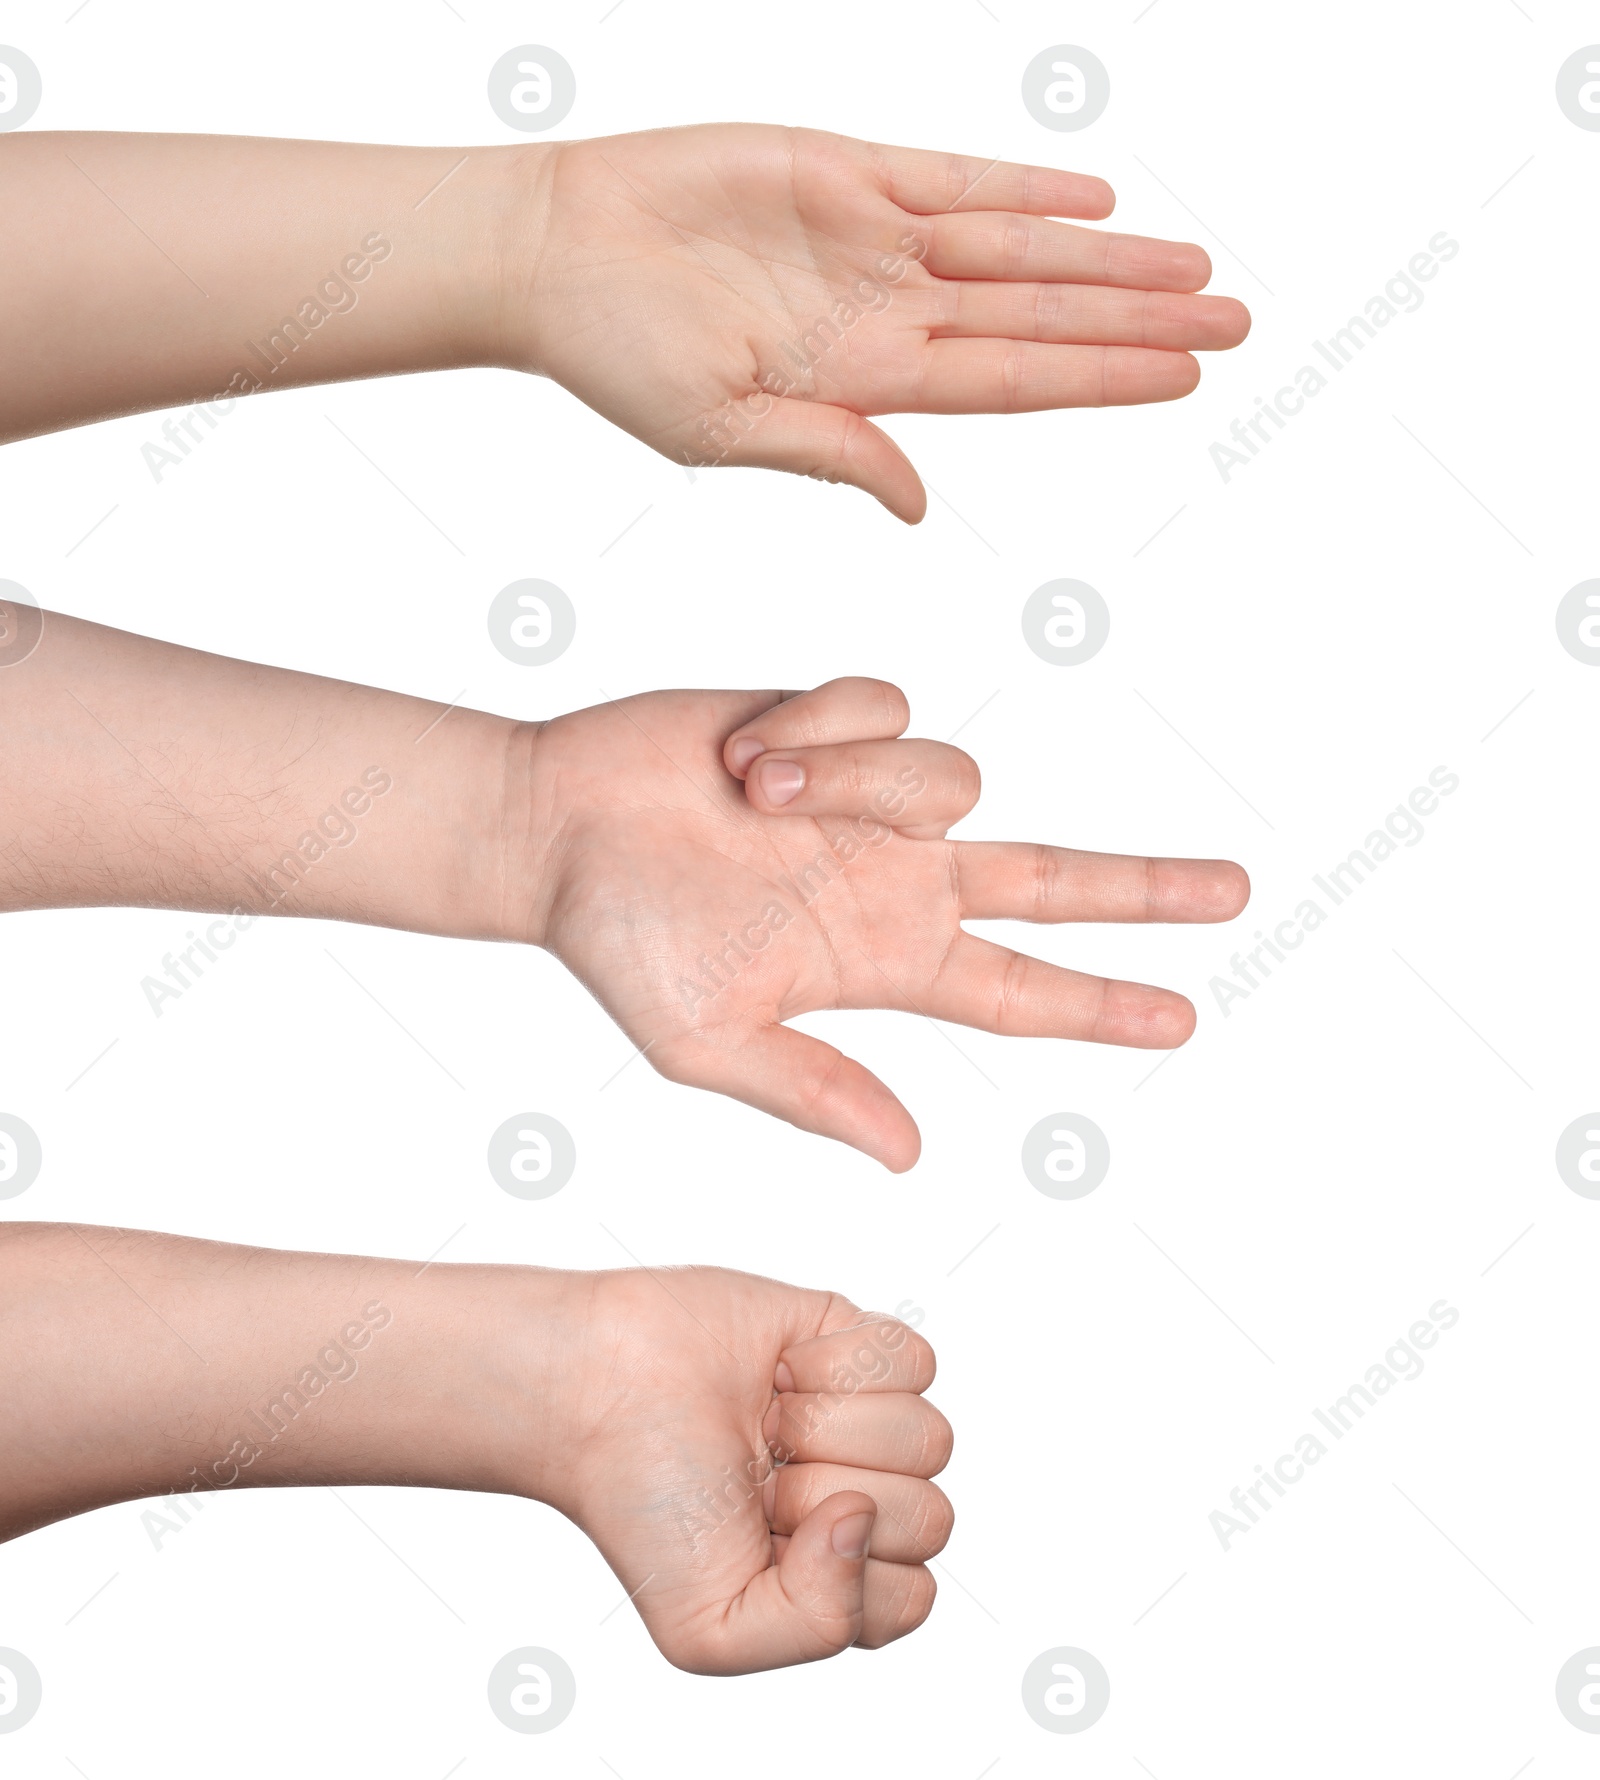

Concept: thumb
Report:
left=773, top=1489, right=878, bottom=1633
left=651, top=1022, right=921, bottom=1173
left=687, top=1490, right=876, bottom=1673
left=715, top=395, right=927, bottom=524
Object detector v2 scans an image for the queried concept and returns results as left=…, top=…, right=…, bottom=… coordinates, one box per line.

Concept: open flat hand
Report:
left=517, top=677, right=1250, bottom=1170
left=510, top=124, right=1251, bottom=519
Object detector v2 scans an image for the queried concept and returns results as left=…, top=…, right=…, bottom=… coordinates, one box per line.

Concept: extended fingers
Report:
left=921, top=932, right=1197, bottom=1047
left=921, top=211, right=1212, bottom=290
left=934, top=281, right=1250, bottom=350
left=955, top=843, right=1250, bottom=923
left=725, top=677, right=910, bottom=776
left=912, top=339, right=1200, bottom=413
left=872, top=143, right=1115, bottom=220
left=766, top=1390, right=953, bottom=1476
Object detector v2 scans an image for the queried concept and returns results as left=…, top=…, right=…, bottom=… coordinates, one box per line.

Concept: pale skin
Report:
left=0, top=1221, right=949, bottom=1673
left=0, top=126, right=1250, bottom=515
left=0, top=606, right=1250, bottom=1168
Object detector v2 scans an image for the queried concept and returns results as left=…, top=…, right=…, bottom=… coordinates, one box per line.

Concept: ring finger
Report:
left=933, top=281, right=1250, bottom=350
left=766, top=1462, right=954, bottom=1563
left=741, top=738, right=979, bottom=836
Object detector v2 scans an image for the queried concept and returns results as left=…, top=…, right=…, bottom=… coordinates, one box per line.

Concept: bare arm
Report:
left=0, top=602, right=520, bottom=940
left=0, top=126, right=1248, bottom=516
left=0, top=1221, right=573, bottom=1540
left=0, top=1222, right=951, bottom=1672
left=0, top=132, right=535, bottom=444
left=0, top=599, right=1246, bottom=1167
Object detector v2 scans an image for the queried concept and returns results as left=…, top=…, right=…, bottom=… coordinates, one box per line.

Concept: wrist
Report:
left=476, top=716, right=559, bottom=948
left=384, top=1258, right=597, bottom=1508
left=463, top=141, right=562, bottom=374
left=357, top=700, right=531, bottom=945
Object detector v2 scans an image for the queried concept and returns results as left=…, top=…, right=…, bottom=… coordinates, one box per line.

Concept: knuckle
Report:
left=950, top=749, right=981, bottom=811
left=995, top=948, right=1033, bottom=1030
left=906, top=1329, right=938, bottom=1389
left=1138, top=287, right=1158, bottom=348
left=912, top=1406, right=955, bottom=1477
left=1031, top=843, right=1065, bottom=918
left=904, top=1567, right=938, bottom=1631
left=915, top=1482, right=956, bottom=1553
left=874, top=1564, right=936, bottom=1642
left=838, top=752, right=875, bottom=799
left=1032, top=280, right=1052, bottom=339
left=798, top=1046, right=851, bottom=1120
left=855, top=677, right=910, bottom=733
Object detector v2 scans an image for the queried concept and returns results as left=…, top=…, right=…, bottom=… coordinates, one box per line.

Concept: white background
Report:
left=2, top=1, right=1597, bottom=1772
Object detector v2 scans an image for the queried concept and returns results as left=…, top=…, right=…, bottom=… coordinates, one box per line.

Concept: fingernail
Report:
left=728, top=736, right=764, bottom=775
left=755, top=759, right=804, bottom=806
left=832, top=1511, right=874, bottom=1560
left=773, top=1359, right=795, bottom=1393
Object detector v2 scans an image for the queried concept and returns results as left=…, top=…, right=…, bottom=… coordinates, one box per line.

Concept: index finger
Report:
left=724, top=677, right=911, bottom=777
left=872, top=142, right=1115, bottom=220
left=777, top=1316, right=936, bottom=1397
left=955, top=842, right=1249, bottom=924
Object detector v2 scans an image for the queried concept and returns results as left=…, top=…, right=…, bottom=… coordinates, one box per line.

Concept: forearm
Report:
left=0, top=605, right=534, bottom=941
left=0, top=132, right=551, bottom=445
left=0, top=1223, right=583, bottom=1540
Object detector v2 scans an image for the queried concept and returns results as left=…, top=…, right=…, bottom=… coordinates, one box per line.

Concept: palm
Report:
left=533, top=127, right=919, bottom=422
left=521, top=125, right=1248, bottom=519
left=540, top=695, right=956, bottom=1036
left=524, top=682, right=1248, bottom=1170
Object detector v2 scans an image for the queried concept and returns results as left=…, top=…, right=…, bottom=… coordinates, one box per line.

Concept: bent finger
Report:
left=767, top=1390, right=953, bottom=1476
left=761, top=1542, right=937, bottom=1653
left=768, top=1463, right=954, bottom=1562
left=777, top=1315, right=937, bottom=1396
left=741, top=738, right=978, bottom=835
left=725, top=681, right=912, bottom=778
